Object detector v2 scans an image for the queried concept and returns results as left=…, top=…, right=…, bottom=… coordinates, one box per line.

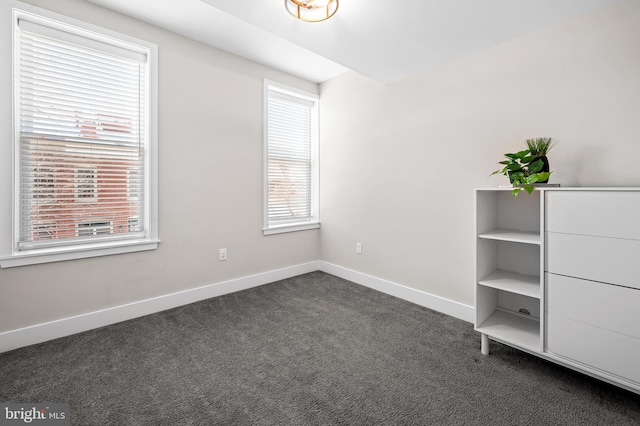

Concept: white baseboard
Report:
left=317, top=262, right=474, bottom=323
left=0, top=261, right=320, bottom=354
left=0, top=260, right=473, bottom=354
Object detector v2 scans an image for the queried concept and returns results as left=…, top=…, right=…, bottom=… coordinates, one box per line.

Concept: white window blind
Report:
left=16, top=17, right=148, bottom=250
left=265, top=83, right=319, bottom=231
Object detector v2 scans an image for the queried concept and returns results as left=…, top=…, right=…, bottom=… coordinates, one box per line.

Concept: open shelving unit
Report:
left=475, top=188, right=543, bottom=354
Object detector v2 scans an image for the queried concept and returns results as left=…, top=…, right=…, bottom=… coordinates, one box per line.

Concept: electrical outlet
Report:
left=356, top=242, right=362, bottom=254
left=219, top=248, right=227, bottom=261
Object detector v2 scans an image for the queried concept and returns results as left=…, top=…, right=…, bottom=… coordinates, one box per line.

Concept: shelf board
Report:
left=478, top=270, right=540, bottom=299
left=478, top=229, right=540, bottom=245
left=476, top=310, right=540, bottom=353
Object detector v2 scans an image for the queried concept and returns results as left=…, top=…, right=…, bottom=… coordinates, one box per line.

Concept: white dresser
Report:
left=475, top=188, right=640, bottom=394
left=545, top=190, right=640, bottom=388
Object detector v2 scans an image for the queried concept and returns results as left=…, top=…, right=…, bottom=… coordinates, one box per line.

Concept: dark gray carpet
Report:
left=1, top=271, right=639, bottom=425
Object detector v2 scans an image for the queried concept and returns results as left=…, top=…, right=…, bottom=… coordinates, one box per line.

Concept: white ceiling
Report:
left=87, top=0, right=622, bottom=84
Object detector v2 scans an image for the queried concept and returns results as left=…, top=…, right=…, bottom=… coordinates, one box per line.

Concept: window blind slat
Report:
left=19, top=19, right=147, bottom=62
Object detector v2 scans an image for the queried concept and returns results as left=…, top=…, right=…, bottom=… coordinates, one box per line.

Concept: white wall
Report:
left=319, top=0, right=640, bottom=306
left=0, top=0, right=320, bottom=333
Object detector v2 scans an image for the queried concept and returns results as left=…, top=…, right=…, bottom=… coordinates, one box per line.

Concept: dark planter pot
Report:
left=537, top=155, right=550, bottom=183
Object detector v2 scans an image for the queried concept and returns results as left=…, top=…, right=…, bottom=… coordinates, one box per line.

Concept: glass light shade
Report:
left=285, top=0, right=338, bottom=22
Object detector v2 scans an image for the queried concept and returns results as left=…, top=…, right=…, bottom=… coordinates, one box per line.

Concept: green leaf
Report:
left=528, top=159, right=543, bottom=173
left=490, top=169, right=506, bottom=176
left=536, top=172, right=551, bottom=181
left=506, top=163, right=523, bottom=171
left=524, top=185, right=535, bottom=194
left=511, top=188, right=521, bottom=197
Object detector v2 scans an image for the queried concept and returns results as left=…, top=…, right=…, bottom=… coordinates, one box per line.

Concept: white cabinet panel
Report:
left=547, top=314, right=640, bottom=385
left=546, top=191, right=640, bottom=239
left=546, top=273, right=640, bottom=339
left=546, top=232, right=640, bottom=290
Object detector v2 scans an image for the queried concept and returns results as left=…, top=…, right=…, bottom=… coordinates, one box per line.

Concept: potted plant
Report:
left=524, top=137, right=557, bottom=182
left=491, top=148, right=552, bottom=197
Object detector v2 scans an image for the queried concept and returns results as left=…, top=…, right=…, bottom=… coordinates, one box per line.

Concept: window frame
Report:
left=77, top=221, right=113, bottom=237
left=0, top=2, right=159, bottom=268
left=32, top=167, right=56, bottom=201
left=75, top=168, right=98, bottom=203
left=263, top=80, right=320, bottom=235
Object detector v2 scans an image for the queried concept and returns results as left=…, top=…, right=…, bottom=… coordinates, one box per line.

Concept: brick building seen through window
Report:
left=28, top=113, right=142, bottom=242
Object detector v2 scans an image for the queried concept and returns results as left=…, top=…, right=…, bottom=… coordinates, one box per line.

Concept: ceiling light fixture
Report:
left=285, top=0, right=338, bottom=23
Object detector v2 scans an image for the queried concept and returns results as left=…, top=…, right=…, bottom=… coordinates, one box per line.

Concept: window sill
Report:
left=0, top=239, right=160, bottom=268
left=263, top=222, right=320, bottom=236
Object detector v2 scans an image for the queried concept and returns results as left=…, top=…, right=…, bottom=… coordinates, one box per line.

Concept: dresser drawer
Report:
left=547, top=314, right=640, bottom=385
left=546, top=232, right=640, bottom=290
left=546, top=191, right=640, bottom=239
left=546, top=273, right=640, bottom=339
